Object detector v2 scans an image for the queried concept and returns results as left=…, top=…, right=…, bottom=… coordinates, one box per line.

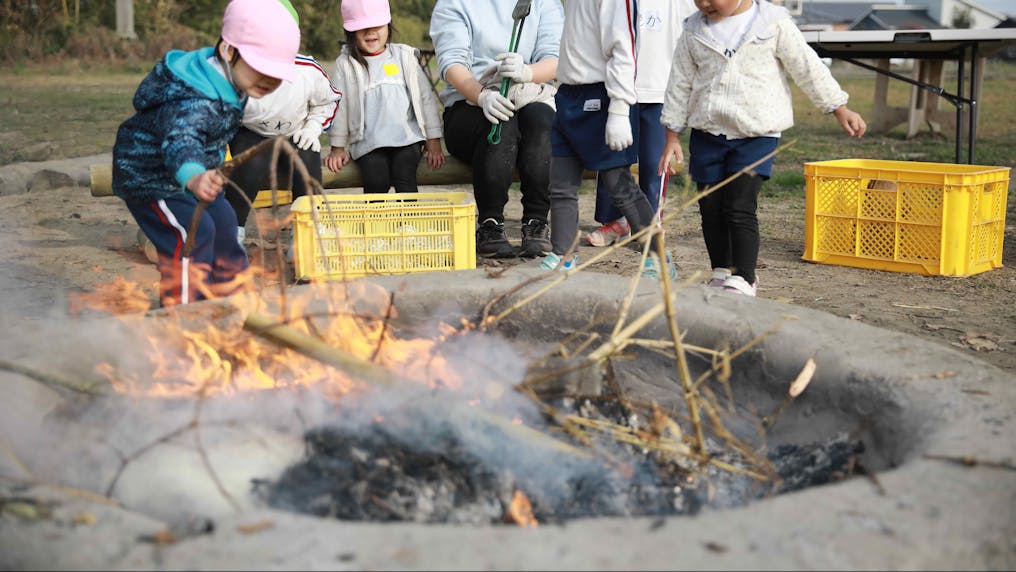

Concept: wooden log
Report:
left=89, top=156, right=605, bottom=198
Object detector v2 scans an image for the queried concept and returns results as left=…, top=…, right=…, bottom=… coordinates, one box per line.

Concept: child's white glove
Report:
left=605, top=112, right=633, bottom=152
left=292, top=122, right=323, bottom=153
left=477, top=89, right=516, bottom=124
left=495, top=52, right=533, bottom=83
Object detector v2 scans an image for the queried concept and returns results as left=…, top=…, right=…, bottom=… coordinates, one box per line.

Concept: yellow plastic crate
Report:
left=291, top=192, right=477, bottom=281
left=251, top=189, right=292, bottom=209
left=223, top=147, right=294, bottom=209
left=803, top=159, right=1010, bottom=277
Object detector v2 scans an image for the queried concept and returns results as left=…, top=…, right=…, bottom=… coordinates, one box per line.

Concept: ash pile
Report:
left=258, top=392, right=863, bottom=525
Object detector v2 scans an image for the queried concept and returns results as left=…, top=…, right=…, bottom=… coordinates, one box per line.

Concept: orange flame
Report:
left=505, top=490, right=538, bottom=527
left=80, top=277, right=470, bottom=400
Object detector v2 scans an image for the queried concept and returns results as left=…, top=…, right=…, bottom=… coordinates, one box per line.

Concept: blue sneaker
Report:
left=641, top=251, right=678, bottom=282
left=539, top=252, right=578, bottom=272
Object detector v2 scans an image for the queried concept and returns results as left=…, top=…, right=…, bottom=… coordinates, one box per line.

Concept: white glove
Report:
left=495, top=52, right=533, bottom=83
left=605, top=112, right=633, bottom=152
left=477, top=89, right=516, bottom=125
left=292, top=122, right=323, bottom=153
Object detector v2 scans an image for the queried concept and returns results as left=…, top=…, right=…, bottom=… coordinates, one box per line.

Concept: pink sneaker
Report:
left=708, top=268, right=731, bottom=288
left=722, top=275, right=757, bottom=296
left=586, top=218, right=631, bottom=247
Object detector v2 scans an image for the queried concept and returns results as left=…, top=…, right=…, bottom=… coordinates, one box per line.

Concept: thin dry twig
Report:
left=0, top=474, right=122, bottom=506
left=763, top=358, right=817, bottom=430
left=0, top=358, right=106, bottom=396
left=923, top=453, right=1016, bottom=471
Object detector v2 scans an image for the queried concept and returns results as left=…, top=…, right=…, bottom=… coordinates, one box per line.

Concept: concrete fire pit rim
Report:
left=3, top=269, right=1014, bottom=570
left=361, top=268, right=1012, bottom=457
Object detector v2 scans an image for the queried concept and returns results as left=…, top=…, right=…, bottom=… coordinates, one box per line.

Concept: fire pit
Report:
left=0, top=268, right=1013, bottom=569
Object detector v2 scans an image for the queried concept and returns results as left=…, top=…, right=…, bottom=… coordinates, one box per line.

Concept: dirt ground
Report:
left=0, top=156, right=1013, bottom=373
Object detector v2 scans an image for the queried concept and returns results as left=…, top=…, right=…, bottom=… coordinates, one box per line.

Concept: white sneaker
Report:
left=708, top=267, right=731, bottom=287
left=722, top=275, right=757, bottom=296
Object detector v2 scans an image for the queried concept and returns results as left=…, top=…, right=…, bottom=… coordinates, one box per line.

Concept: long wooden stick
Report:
left=653, top=237, right=707, bottom=456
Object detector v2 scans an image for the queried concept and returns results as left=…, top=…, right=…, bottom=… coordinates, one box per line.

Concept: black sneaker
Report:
left=476, top=217, right=515, bottom=258
left=519, top=218, right=552, bottom=258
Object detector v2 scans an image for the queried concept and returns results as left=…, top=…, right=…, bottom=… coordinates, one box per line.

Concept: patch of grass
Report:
left=3, top=59, right=1016, bottom=184
left=764, top=170, right=807, bottom=197
left=0, top=70, right=144, bottom=165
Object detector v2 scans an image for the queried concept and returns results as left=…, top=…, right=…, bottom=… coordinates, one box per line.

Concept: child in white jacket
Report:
left=325, top=0, right=444, bottom=194
left=227, top=53, right=340, bottom=235
left=657, top=0, right=866, bottom=296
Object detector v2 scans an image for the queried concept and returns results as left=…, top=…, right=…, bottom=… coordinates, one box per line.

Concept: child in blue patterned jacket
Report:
left=111, top=0, right=299, bottom=307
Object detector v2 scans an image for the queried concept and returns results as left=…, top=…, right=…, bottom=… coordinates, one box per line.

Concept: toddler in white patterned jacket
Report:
left=656, top=0, right=866, bottom=297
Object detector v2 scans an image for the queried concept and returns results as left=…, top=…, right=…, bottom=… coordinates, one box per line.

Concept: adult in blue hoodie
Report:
left=431, top=0, right=564, bottom=259
left=111, top=0, right=300, bottom=307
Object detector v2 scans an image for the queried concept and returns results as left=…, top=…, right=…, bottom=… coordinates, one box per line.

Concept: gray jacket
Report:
left=329, top=43, right=442, bottom=149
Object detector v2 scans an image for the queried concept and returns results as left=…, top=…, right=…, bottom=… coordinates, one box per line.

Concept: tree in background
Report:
left=1, top=0, right=438, bottom=66
left=951, top=6, right=973, bottom=29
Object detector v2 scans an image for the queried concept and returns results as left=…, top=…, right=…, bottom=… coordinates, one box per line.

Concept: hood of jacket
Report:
left=683, top=0, right=786, bottom=48
left=132, top=47, right=244, bottom=113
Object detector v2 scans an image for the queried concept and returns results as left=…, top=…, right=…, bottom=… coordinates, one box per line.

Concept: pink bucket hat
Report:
left=341, top=0, right=392, bottom=32
left=222, top=0, right=301, bottom=82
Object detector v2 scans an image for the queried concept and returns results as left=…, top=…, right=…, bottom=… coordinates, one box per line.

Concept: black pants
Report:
left=226, top=127, right=322, bottom=226
left=697, top=173, right=764, bottom=284
left=443, top=100, right=553, bottom=223
left=355, top=143, right=422, bottom=194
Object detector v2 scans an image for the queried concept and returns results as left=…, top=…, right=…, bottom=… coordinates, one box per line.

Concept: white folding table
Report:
left=802, top=28, right=1016, bottom=164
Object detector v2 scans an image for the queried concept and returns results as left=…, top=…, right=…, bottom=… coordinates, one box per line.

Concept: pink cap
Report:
left=222, top=0, right=300, bottom=82
left=341, top=0, right=392, bottom=32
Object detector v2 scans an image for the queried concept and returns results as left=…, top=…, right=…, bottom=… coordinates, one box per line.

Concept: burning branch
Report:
left=243, top=312, right=593, bottom=459
left=243, top=312, right=398, bottom=386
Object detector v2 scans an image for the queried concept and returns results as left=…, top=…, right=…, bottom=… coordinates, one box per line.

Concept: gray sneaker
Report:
left=519, top=218, right=552, bottom=258
left=476, top=218, right=515, bottom=258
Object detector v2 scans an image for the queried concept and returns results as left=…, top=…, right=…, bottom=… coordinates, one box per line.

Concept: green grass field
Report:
left=2, top=59, right=1014, bottom=198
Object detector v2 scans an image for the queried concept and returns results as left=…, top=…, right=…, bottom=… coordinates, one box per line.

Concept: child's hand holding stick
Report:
left=657, top=129, right=685, bottom=177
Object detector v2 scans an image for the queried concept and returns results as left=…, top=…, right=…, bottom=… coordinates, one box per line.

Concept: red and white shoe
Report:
left=586, top=218, right=631, bottom=247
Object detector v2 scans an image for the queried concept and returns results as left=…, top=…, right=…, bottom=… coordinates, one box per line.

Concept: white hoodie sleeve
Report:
left=601, top=0, right=638, bottom=112
left=328, top=57, right=351, bottom=149
left=558, top=0, right=637, bottom=111
left=660, top=33, right=695, bottom=133
left=299, top=56, right=341, bottom=132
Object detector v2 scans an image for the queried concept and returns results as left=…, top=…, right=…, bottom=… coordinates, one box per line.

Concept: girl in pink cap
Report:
left=112, top=0, right=300, bottom=307
left=324, top=0, right=445, bottom=194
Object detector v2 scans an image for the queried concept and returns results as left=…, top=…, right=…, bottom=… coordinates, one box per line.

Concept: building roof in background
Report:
left=798, top=0, right=1008, bottom=29
left=797, top=1, right=875, bottom=27
left=852, top=6, right=944, bottom=29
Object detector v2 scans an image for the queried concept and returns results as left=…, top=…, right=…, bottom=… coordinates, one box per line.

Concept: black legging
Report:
left=225, top=126, right=322, bottom=226
left=442, top=100, right=553, bottom=224
left=697, top=173, right=764, bottom=284
left=354, top=143, right=423, bottom=194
